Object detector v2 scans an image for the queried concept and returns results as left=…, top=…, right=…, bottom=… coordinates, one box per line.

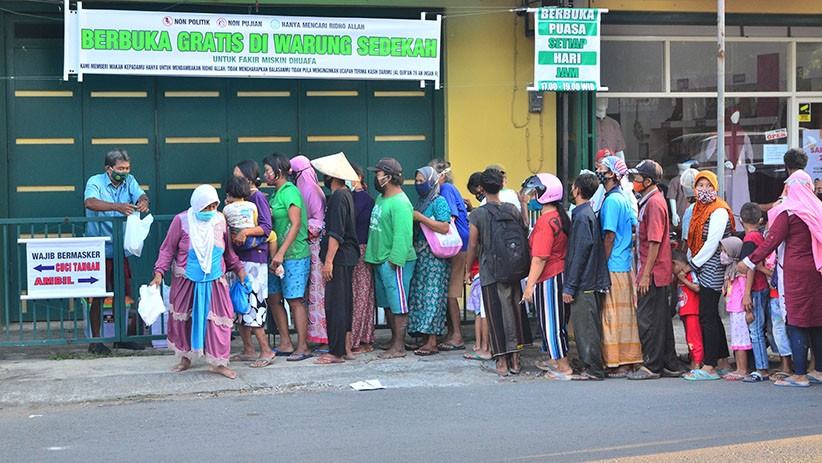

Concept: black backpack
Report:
left=487, top=203, right=530, bottom=283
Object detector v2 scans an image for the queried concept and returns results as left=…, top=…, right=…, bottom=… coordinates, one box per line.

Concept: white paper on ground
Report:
left=350, top=379, right=384, bottom=391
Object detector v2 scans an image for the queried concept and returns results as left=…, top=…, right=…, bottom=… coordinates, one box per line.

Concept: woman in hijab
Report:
left=683, top=171, right=734, bottom=381
left=406, top=166, right=453, bottom=356
left=290, top=155, right=329, bottom=351
left=739, top=170, right=822, bottom=387
left=150, top=185, right=247, bottom=379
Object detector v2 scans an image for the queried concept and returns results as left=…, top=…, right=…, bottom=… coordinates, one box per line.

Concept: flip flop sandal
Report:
left=771, top=370, right=790, bottom=381
left=722, top=373, right=745, bottom=381
left=404, top=342, right=422, bottom=351
left=742, top=372, right=769, bottom=382
left=571, top=371, right=604, bottom=381
left=314, top=356, right=344, bottom=365
left=774, top=378, right=810, bottom=388
left=273, top=349, right=294, bottom=357
left=607, top=370, right=629, bottom=378
left=544, top=369, right=572, bottom=381
left=286, top=353, right=312, bottom=362
left=683, top=369, right=721, bottom=381
left=230, top=353, right=258, bottom=362
left=480, top=364, right=510, bottom=377
left=311, top=349, right=330, bottom=357
left=808, top=375, right=822, bottom=385
left=249, top=357, right=274, bottom=368
left=463, top=351, right=489, bottom=361
left=535, top=360, right=557, bottom=372
left=414, top=348, right=439, bottom=357
left=437, top=342, right=466, bottom=351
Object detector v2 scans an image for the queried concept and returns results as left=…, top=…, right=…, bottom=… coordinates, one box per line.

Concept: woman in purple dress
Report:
left=150, top=185, right=246, bottom=379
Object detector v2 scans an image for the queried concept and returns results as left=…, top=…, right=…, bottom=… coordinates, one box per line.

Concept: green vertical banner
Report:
left=532, top=8, right=606, bottom=92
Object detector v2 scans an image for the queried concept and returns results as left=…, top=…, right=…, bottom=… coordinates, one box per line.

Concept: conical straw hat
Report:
left=310, top=152, right=359, bottom=182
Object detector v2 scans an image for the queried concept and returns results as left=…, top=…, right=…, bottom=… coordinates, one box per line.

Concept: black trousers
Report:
left=698, top=286, right=730, bottom=367
left=326, top=264, right=354, bottom=358
left=636, top=284, right=679, bottom=373
left=569, top=291, right=604, bottom=378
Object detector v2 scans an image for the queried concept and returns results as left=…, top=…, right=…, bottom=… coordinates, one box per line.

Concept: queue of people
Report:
left=84, top=146, right=821, bottom=384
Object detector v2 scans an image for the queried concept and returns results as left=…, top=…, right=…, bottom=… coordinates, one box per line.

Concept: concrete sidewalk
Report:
left=0, top=317, right=731, bottom=408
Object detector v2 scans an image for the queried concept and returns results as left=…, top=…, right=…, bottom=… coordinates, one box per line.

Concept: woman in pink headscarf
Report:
left=290, top=155, right=329, bottom=350
left=739, top=170, right=822, bottom=387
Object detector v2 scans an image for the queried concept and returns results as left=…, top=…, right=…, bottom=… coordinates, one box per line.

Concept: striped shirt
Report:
left=697, top=218, right=732, bottom=291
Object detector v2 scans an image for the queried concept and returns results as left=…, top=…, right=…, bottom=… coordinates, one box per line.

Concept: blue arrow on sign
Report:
left=78, top=277, right=99, bottom=284
left=34, top=264, right=55, bottom=272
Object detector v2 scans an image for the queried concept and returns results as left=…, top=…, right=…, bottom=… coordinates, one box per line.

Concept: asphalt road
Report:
left=1, top=378, right=819, bottom=463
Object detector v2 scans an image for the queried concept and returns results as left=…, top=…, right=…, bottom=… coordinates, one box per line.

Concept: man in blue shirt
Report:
left=84, top=148, right=150, bottom=354
left=430, top=159, right=469, bottom=350
left=596, top=156, right=643, bottom=377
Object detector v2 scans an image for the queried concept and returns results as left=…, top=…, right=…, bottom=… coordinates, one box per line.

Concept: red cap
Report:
left=595, top=148, right=613, bottom=162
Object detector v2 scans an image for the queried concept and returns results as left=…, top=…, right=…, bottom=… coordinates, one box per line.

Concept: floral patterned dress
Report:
left=408, top=196, right=452, bottom=337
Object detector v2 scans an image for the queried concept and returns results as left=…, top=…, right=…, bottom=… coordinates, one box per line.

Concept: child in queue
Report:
left=672, top=249, right=703, bottom=371
left=720, top=236, right=751, bottom=381
left=737, top=203, right=771, bottom=382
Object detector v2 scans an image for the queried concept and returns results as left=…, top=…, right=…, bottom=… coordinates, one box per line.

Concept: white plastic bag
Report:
left=124, top=213, right=154, bottom=257
left=138, top=284, right=166, bottom=326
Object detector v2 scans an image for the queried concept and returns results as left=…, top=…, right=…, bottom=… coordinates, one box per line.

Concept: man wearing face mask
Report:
left=626, top=160, right=683, bottom=380
left=596, top=156, right=643, bottom=377
left=365, top=158, right=417, bottom=360
left=84, top=148, right=150, bottom=355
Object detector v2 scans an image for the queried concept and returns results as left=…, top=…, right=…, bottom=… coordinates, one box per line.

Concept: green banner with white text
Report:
left=532, top=8, right=605, bottom=92
left=65, top=8, right=441, bottom=86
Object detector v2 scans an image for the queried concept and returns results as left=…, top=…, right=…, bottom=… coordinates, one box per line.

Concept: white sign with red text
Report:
left=804, top=129, right=822, bottom=182
left=21, top=237, right=111, bottom=300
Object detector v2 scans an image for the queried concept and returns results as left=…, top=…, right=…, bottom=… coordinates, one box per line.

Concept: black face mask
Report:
left=474, top=193, right=485, bottom=202
left=595, top=170, right=609, bottom=186
left=323, top=177, right=334, bottom=190
left=817, top=193, right=822, bottom=202
left=373, top=177, right=387, bottom=194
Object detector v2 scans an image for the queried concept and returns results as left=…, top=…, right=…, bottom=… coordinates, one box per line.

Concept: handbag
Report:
left=421, top=218, right=463, bottom=259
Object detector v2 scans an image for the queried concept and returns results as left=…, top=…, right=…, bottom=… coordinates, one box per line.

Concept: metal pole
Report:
left=717, top=0, right=725, bottom=198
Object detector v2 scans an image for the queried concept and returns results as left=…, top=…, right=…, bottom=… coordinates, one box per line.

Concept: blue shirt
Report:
left=599, top=186, right=637, bottom=273
left=84, top=172, right=146, bottom=258
left=438, top=182, right=470, bottom=251
left=682, top=203, right=695, bottom=242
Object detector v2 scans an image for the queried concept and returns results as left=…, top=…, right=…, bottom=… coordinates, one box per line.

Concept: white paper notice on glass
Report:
left=763, top=144, right=788, bottom=165
left=350, top=379, right=384, bottom=391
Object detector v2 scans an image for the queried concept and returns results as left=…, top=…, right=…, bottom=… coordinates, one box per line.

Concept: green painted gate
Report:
left=3, top=13, right=443, bottom=329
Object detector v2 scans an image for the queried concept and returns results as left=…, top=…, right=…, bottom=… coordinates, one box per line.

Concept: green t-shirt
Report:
left=365, top=191, right=416, bottom=266
left=270, top=182, right=310, bottom=260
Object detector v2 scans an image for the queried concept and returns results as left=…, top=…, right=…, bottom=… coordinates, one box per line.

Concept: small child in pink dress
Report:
left=720, top=236, right=752, bottom=381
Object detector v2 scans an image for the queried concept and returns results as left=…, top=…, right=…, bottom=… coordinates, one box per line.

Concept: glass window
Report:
left=670, top=42, right=788, bottom=92
left=600, top=41, right=664, bottom=92
left=797, top=43, right=822, bottom=91
left=726, top=42, right=788, bottom=92
left=670, top=42, right=716, bottom=92
left=600, top=97, right=788, bottom=219
left=799, top=102, right=822, bottom=185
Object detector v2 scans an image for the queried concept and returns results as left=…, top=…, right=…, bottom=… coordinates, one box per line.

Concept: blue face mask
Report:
left=415, top=182, right=432, bottom=197
left=345, top=180, right=354, bottom=190
left=528, top=199, right=544, bottom=211
left=196, top=211, right=216, bottom=221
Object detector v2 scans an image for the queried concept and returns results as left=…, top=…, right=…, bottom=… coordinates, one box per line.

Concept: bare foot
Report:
left=344, top=353, right=355, bottom=361
left=230, top=352, right=257, bottom=362
left=315, top=354, right=345, bottom=365
left=172, top=358, right=191, bottom=372
left=378, top=349, right=406, bottom=360
left=210, top=365, right=237, bottom=379
left=275, top=343, right=295, bottom=353
left=352, top=344, right=374, bottom=354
